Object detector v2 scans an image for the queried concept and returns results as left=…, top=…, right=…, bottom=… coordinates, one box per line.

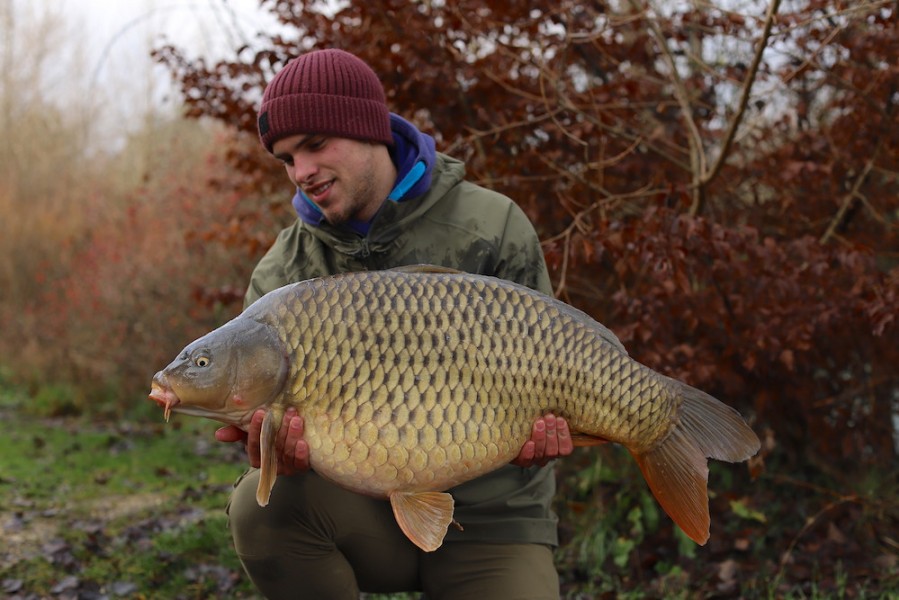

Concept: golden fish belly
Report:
left=262, top=269, right=679, bottom=495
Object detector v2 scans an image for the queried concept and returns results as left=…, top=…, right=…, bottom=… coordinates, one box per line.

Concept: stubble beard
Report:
left=323, top=157, right=383, bottom=227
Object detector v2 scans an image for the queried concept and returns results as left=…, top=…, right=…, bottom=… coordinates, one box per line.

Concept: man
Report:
left=215, top=48, right=573, bottom=599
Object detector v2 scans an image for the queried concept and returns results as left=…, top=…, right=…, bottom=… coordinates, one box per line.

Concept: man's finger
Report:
left=282, top=415, right=307, bottom=473
left=214, top=425, right=247, bottom=444
left=557, top=417, right=573, bottom=457
left=293, top=439, right=310, bottom=472
left=531, top=418, right=547, bottom=460
left=543, top=414, right=559, bottom=458
left=275, top=408, right=297, bottom=456
left=512, top=440, right=536, bottom=467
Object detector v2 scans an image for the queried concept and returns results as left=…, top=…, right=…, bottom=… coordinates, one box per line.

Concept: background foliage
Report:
left=155, top=0, right=898, bottom=468
left=1, top=0, right=897, bottom=597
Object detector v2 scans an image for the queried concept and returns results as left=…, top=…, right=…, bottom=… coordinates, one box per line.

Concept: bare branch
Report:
left=637, top=0, right=708, bottom=211
left=694, top=0, right=782, bottom=216
left=819, top=147, right=879, bottom=245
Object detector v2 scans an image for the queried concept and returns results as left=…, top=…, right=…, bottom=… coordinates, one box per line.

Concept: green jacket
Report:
left=245, top=152, right=558, bottom=546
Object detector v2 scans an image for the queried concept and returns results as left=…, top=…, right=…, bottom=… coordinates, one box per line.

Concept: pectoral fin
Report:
left=389, top=491, right=455, bottom=552
left=256, top=409, right=280, bottom=507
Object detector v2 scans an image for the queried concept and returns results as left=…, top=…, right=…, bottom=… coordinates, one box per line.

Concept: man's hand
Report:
left=214, top=408, right=310, bottom=475
left=216, top=409, right=571, bottom=472
left=511, top=413, right=574, bottom=467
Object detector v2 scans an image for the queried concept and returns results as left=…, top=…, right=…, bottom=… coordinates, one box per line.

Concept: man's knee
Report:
left=226, top=469, right=420, bottom=598
left=228, top=469, right=282, bottom=557
left=421, top=542, right=560, bottom=600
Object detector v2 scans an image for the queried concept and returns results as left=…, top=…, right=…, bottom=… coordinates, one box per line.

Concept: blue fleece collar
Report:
left=292, top=114, right=436, bottom=236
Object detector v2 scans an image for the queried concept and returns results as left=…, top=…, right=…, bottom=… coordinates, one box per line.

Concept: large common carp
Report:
left=149, top=266, right=759, bottom=552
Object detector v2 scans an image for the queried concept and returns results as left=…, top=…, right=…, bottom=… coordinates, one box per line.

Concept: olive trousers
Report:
left=227, top=469, right=560, bottom=599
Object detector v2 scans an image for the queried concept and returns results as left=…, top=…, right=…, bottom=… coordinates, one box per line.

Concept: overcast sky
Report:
left=68, top=0, right=281, bottom=104
left=7, top=0, right=286, bottom=149
left=73, top=0, right=280, bottom=78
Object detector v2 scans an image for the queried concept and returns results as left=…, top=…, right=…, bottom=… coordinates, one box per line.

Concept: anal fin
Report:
left=570, top=431, right=610, bottom=447
left=389, top=491, right=455, bottom=552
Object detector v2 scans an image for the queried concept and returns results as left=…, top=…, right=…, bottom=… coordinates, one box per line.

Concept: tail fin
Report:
left=630, top=383, right=760, bottom=544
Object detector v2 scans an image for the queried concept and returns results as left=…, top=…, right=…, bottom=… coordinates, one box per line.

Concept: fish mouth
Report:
left=149, top=373, right=180, bottom=422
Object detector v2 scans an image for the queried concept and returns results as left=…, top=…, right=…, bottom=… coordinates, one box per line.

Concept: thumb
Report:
left=215, top=425, right=247, bottom=443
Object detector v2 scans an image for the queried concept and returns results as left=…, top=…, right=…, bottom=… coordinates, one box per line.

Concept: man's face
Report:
left=272, top=134, right=387, bottom=225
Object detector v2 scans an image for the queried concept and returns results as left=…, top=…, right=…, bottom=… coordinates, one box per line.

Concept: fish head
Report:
left=148, top=317, right=289, bottom=428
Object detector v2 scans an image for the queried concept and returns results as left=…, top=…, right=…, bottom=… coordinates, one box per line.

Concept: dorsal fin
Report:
left=389, top=264, right=465, bottom=275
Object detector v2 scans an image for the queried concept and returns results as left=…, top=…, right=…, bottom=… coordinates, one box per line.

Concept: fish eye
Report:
left=195, top=356, right=211, bottom=368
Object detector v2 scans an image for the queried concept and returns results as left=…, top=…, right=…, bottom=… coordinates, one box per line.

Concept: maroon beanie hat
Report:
left=257, top=49, right=393, bottom=153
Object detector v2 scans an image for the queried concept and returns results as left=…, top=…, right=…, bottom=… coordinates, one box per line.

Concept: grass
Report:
left=1, top=377, right=897, bottom=599
left=0, top=383, right=259, bottom=599
left=0, top=378, right=422, bottom=599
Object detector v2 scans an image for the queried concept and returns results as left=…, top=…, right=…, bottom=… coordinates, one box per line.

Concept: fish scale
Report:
left=149, top=265, right=760, bottom=552
left=267, top=269, right=670, bottom=494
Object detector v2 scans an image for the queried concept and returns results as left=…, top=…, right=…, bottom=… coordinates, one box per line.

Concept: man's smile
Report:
left=305, top=179, right=334, bottom=201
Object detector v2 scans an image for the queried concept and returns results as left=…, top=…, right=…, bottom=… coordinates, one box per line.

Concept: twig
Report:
left=776, top=495, right=861, bottom=580
left=819, top=148, right=879, bottom=244
left=542, top=182, right=617, bottom=302
left=539, top=62, right=589, bottom=148
left=562, top=99, right=694, bottom=172
left=541, top=183, right=660, bottom=251
left=458, top=109, right=561, bottom=141
left=766, top=0, right=894, bottom=37
left=586, top=137, right=645, bottom=171
left=697, top=0, right=783, bottom=215
left=637, top=0, right=707, bottom=211
left=780, top=23, right=843, bottom=86
left=634, top=0, right=782, bottom=216
left=553, top=226, right=573, bottom=299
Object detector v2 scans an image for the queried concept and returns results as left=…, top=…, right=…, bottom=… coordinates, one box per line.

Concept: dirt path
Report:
left=1, top=492, right=174, bottom=569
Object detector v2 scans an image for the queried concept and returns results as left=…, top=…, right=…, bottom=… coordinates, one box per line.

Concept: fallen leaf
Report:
left=827, top=522, right=848, bottom=544
left=111, top=581, right=138, bottom=595
left=3, top=514, right=25, bottom=533
left=50, top=575, right=78, bottom=594
left=717, top=559, right=738, bottom=584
